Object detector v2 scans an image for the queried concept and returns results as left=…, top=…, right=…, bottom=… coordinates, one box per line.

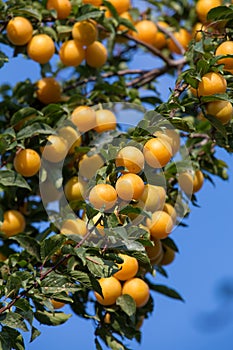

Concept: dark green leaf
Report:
left=34, top=310, right=71, bottom=326
left=11, top=235, right=41, bottom=261
left=70, top=270, right=95, bottom=290
left=86, top=256, right=118, bottom=278
left=0, top=326, right=25, bottom=350
left=148, top=283, right=184, bottom=301
left=40, top=235, right=66, bottom=262
left=6, top=275, right=22, bottom=297
left=1, top=312, right=28, bottom=332
left=161, top=237, right=179, bottom=253
left=30, top=326, right=41, bottom=343
left=0, top=170, right=31, bottom=190
left=17, top=122, right=55, bottom=140
left=95, top=337, right=103, bottom=350
left=10, top=107, right=39, bottom=127
left=0, top=51, right=8, bottom=69
left=116, top=294, right=136, bottom=317
left=205, top=113, right=228, bottom=139
left=207, top=6, right=233, bottom=21
left=170, top=117, right=195, bottom=132
left=11, top=8, right=42, bottom=21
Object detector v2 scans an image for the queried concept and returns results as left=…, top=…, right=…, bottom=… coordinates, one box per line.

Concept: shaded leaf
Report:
left=17, top=122, right=55, bottom=140
left=116, top=294, right=136, bottom=317
left=0, top=326, right=25, bottom=350
left=35, top=310, right=71, bottom=326
left=148, top=283, right=184, bottom=301
left=1, top=312, right=28, bottom=332
left=30, top=326, right=41, bottom=343
left=40, top=235, right=66, bottom=262
left=0, top=170, right=31, bottom=190
left=12, top=235, right=41, bottom=261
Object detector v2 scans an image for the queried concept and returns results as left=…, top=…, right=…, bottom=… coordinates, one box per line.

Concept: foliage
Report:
left=0, top=0, right=232, bottom=349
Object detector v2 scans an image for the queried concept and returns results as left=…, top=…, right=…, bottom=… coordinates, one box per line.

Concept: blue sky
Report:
left=1, top=11, right=233, bottom=350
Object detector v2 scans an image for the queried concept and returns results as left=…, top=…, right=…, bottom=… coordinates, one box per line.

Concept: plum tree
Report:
left=0, top=1, right=233, bottom=349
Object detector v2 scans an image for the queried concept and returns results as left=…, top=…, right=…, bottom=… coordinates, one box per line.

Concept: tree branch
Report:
left=126, top=66, right=169, bottom=87
left=64, top=69, right=150, bottom=92
left=0, top=217, right=102, bottom=314
left=156, top=23, right=186, bottom=56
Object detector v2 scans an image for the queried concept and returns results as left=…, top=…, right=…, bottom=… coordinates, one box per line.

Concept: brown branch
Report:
left=123, top=32, right=173, bottom=65
left=126, top=66, right=169, bottom=88
left=169, top=82, right=189, bottom=118
left=156, top=23, right=186, bottom=56
left=64, top=69, right=149, bottom=92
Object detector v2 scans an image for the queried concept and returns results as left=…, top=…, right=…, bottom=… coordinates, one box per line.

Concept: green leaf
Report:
left=119, top=205, right=151, bottom=219
left=30, top=326, right=41, bottom=343
left=0, top=51, right=8, bottom=69
left=0, top=326, right=25, bottom=350
left=11, top=235, right=41, bottom=261
left=40, top=272, right=73, bottom=293
left=161, top=237, right=179, bottom=253
left=75, top=6, right=104, bottom=22
left=205, top=113, right=228, bottom=139
left=1, top=312, right=29, bottom=332
left=103, top=0, right=119, bottom=19
left=95, top=337, right=103, bottom=350
left=5, top=275, right=22, bottom=297
left=40, top=235, right=66, bottom=262
left=116, top=294, right=136, bottom=317
left=0, top=170, right=31, bottom=190
left=41, top=26, right=58, bottom=41
left=16, top=122, right=55, bottom=140
left=207, top=6, right=233, bottom=21
left=131, top=251, right=151, bottom=266
left=106, top=334, right=129, bottom=350
left=10, top=107, right=39, bottom=127
left=149, top=283, right=184, bottom=301
left=56, top=25, right=72, bottom=34
left=169, top=117, right=195, bottom=132
left=86, top=256, right=118, bottom=278
left=34, top=310, right=71, bottom=326
left=118, top=17, right=136, bottom=32
left=70, top=270, right=99, bottom=291
left=11, top=8, right=42, bottom=21
left=14, top=299, right=31, bottom=313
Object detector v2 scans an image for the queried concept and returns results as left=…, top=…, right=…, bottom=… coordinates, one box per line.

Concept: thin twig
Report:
left=156, top=23, right=186, bottom=56
left=126, top=66, right=169, bottom=87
